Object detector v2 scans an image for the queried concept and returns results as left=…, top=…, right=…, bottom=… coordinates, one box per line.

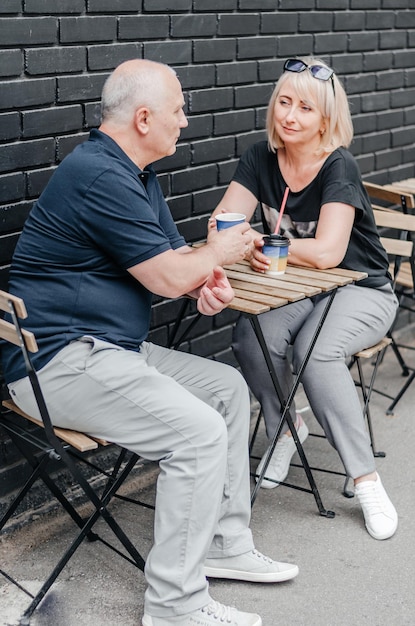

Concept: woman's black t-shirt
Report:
left=232, top=141, right=391, bottom=289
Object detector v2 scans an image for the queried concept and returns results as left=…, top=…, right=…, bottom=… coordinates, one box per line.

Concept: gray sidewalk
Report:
left=1, top=326, right=415, bottom=626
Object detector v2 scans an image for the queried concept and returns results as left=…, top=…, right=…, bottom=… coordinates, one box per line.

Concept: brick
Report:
left=235, top=84, right=274, bottom=108
left=0, top=50, right=23, bottom=77
left=191, top=137, right=235, bottom=165
left=240, top=0, right=277, bottom=7
left=143, top=0, right=192, bottom=11
left=88, top=43, right=143, bottom=71
left=118, top=15, right=168, bottom=41
left=143, top=40, right=192, bottom=65
left=26, top=47, right=86, bottom=75
left=166, top=194, right=192, bottom=221
left=238, top=36, right=278, bottom=60
left=361, top=92, right=390, bottom=113
left=177, top=214, right=211, bottom=242
left=377, top=70, right=405, bottom=91
left=218, top=159, right=238, bottom=185
left=0, top=78, right=55, bottom=110
left=300, top=12, right=332, bottom=32
left=56, top=133, right=88, bottom=162
left=258, top=59, right=283, bottom=82
left=236, top=130, right=266, bottom=156
left=0, top=0, right=21, bottom=12
left=363, top=51, right=394, bottom=71
left=60, top=17, right=117, bottom=43
left=214, top=109, right=255, bottom=136
left=280, top=0, right=314, bottom=8
left=218, top=14, right=260, bottom=36
left=333, top=10, right=365, bottom=31
left=394, top=50, right=415, bottom=68
left=361, top=131, right=390, bottom=153
left=0, top=17, right=57, bottom=46
left=349, top=32, right=378, bottom=52
left=391, top=87, right=415, bottom=108
left=277, top=34, right=313, bottom=56
left=88, top=0, right=142, bottom=11
left=22, top=105, right=83, bottom=138
left=193, top=39, right=237, bottom=63
left=25, top=0, right=85, bottom=12
left=380, top=31, right=407, bottom=50
left=392, top=126, right=415, bottom=148
left=332, top=53, right=363, bottom=74
left=377, top=110, right=404, bottom=131
left=176, top=65, right=216, bottom=90
left=171, top=15, right=216, bottom=38
left=396, top=10, right=415, bottom=27
left=0, top=112, right=20, bottom=141
left=404, top=107, right=415, bottom=125
left=193, top=0, right=237, bottom=10
left=217, top=61, right=257, bottom=86
left=314, top=33, right=348, bottom=54
left=352, top=113, right=377, bottom=135
left=193, top=187, right=225, bottom=215
left=318, top=0, right=348, bottom=7
left=190, top=87, right=233, bottom=114
left=346, top=74, right=377, bottom=95
left=26, top=167, right=55, bottom=198
left=0, top=172, right=25, bottom=203
left=366, top=10, right=395, bottom=29
left=57, top=73, right=108, bottom=103
left=0, top=139, right=55, bottom=174
left=171, top=164, right=217, bottom=195
left=180, top=114, right=213, bottom=141
left=376, top=148, right=403, bottom=170
left=350, top=0, right=379, bottom=7
left=260, top=12, right=297, bottom=34
left=154, top=144, right=191, bottom=173
left=84, top=102, right=101, bottom=128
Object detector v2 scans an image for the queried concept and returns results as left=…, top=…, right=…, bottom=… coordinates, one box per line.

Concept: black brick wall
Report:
left=1, top=1, right=415, bottom=515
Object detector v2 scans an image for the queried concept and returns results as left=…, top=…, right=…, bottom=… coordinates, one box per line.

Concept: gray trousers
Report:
left=8, top=338, right=254, bottom=618
left=233, top=283, right=398, bottom=479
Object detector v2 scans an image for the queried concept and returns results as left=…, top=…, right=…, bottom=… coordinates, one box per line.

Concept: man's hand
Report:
left=196, top=266, right=234, bottom=316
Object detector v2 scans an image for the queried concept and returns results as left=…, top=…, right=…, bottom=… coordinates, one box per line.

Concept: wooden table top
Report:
left=386, top=178, right=415, bottom=196
left=225, top=260, right=368, bottom=315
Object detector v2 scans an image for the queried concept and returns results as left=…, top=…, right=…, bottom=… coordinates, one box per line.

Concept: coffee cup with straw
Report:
left=262, top=186, right=291, bottom=276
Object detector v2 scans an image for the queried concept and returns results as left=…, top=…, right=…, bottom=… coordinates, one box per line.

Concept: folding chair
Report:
left=370, top=205, right=415, bottom=414
left=0, top=290, right=152, bottom=625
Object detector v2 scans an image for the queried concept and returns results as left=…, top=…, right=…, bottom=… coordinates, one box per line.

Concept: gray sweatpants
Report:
left=8, top=338, right=254, bottom=618
left=233, top=283, right=398, bottom=479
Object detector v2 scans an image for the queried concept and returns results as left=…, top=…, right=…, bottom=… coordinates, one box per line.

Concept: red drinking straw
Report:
left=274, top=186, right=290, bottom=234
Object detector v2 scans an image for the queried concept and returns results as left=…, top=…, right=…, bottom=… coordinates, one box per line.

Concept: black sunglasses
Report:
left=283, top=58, right=335, bottom=93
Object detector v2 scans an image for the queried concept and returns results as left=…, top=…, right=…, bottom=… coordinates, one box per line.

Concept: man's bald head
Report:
left=101, top=59, right=177, bottom=126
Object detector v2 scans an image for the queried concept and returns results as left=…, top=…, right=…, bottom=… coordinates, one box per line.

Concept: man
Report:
left=2, top=60, right=298, bottom=626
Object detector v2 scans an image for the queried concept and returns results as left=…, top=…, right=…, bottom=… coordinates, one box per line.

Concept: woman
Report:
left=211, top=57, right=399, bottom=540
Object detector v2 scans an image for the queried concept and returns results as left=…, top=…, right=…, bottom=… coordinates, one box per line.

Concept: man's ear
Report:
left=135, top=106, right=150, bottom=135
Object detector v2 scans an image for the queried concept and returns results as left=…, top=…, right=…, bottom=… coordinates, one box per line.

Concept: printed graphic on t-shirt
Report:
left=262, top=203, right=317, bottom=239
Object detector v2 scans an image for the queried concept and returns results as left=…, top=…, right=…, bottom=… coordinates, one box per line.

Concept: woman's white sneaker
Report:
left=255, top=416, right=309, bottom=488
left=354, top=473, right=398, bottom=540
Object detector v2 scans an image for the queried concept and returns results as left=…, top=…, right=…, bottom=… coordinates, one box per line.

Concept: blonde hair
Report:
left=266, top=56, right=353, bottom=155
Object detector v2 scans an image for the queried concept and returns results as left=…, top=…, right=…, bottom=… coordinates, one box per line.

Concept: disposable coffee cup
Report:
left=216, top=213, right=246, bottom=230
left=262, top=234, right=291, bottom=276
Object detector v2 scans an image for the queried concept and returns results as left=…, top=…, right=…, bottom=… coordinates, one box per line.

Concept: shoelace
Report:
left=202, top=600, right=234, bottom=623
left=356, top=483, right=384, bottom=515
left=251, top=548, right=274, bottom=564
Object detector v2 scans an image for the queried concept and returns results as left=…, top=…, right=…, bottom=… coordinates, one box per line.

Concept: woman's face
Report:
left=273, top=81, right=325, bottom=150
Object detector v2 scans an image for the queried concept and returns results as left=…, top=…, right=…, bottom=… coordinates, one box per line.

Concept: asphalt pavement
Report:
left=1, top=325, right=415, bottom=626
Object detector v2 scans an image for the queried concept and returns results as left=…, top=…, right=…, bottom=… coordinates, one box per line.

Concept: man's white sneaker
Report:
left=142, top=600, right=262, bottom=625
left=354, top=473, right=398, bottom=540
left=204, top=548, right=299, bottom=583
left=255, top=416, right=309, bottom=488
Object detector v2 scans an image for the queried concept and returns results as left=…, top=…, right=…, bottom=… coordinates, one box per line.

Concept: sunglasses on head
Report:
left=283, top=58, right=335, bottom=93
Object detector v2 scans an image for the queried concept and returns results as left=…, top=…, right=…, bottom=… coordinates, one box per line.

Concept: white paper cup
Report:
left=215, top=213, right=246, bottom=230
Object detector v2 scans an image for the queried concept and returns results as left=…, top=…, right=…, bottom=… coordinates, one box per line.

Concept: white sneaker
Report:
left=354, top=473, right=398, bottom=540
left=255, top=416, right=309, bottom=488
left=204, top=548, right=299, bottom=583
left=142, top=600, right=262, bottom=625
